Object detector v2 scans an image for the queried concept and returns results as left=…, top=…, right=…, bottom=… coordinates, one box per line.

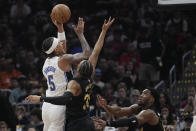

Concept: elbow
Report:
left=84, top=49, right=92, bottom=58
left=113, top=111, right=125, bottom=117
left=110, top=111, right=120, bottom=117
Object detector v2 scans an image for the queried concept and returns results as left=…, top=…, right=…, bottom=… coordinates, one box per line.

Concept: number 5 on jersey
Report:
left=48, top=75, right=56, bottom=91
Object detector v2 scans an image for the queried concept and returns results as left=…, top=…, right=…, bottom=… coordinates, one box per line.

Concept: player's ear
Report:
left=150, top=96, right=155, bottom=104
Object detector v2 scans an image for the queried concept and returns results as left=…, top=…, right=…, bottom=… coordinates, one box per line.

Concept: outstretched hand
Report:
left=102, top=17, right=115, bottom=32
left=97, top=95, right=107, bottom=109
left=93, top=117, right=106, bottom=130
left=72, top=17, right=85, bottom=35
left=25, top=95, right=41, bottom=103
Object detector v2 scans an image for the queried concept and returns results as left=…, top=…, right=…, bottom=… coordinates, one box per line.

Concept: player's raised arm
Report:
left=53, top=20, right=67, bottom=51
left=59, top=17, right=91, bottom=65
left=89, top=17, right=115, bottom=76
left=72, top=17, right=91, bottom=57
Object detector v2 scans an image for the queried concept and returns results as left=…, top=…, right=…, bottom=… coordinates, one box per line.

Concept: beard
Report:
left=138, top=99, right=148, bottom=108
left=138, top=100, right=144, bottom=107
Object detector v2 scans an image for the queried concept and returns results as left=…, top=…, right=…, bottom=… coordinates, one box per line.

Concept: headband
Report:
left=45, top=38, right=58, bottom=54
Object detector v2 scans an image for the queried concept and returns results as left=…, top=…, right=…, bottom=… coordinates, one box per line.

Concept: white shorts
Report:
left=191, top=116, right=196, bottom=131
left=42, top=102, right=66, bottom=131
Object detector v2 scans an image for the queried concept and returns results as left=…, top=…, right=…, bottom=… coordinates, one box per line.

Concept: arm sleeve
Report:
left=106, top=116, right=138, bottom=128
left=40, top=91, right=73, bottom=105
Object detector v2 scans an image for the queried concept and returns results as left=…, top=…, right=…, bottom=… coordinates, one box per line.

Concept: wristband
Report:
left=105, top=116, right=138, bottom=128
left=58, top=32, right=66, bottom=41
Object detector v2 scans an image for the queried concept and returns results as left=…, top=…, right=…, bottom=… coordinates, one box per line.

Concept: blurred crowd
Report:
left=0, top=0, right=196, bottom=131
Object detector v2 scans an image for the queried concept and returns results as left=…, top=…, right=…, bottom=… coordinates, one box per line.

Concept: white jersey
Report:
left=191, top=116, right=196, bottom=131
left=42, top=56, right=73, bottom=97
left=42, top=56, right=73, bottom=131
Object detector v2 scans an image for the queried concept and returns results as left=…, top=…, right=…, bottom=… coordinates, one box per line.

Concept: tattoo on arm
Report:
left=78, top=34, right=91, bottom=56
left=61, top=53, right=87, bottom=64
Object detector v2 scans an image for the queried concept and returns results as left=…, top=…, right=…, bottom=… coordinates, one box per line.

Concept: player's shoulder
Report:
left=68, top=79, right=80, bottom=86
left=140, top=109, right=157, bottom=117
left=58, top=54, right=69, bottom=62
left=67, top=79, right=81, bottom=90
left=130, top=104, right=140, bottom=109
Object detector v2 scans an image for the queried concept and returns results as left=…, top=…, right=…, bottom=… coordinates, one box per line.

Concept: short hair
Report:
left=42, top=37, right=56, bottom=58
left=79, top=60, right=93, bottom=78
left=148, top=88, right=160, bottom=110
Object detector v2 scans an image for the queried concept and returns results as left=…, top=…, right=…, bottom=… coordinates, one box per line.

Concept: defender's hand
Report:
left=97, top=95, right=107, bottom=109
left=93, top=117, right=106, bottom=129
left=72, top=17, right=85, bottom=35
left=26, top=95, right=41, bottom=103
left=92, top=117, right=104, bottom=130
left=102, top=17, right=115, bottom=32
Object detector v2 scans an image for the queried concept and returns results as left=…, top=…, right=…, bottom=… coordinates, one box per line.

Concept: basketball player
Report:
left=41, top=17, right=91, bottom=131
left=94, top=88, right=164, bottom=131
left=26, top=17, right=115, bottom=131
left=190, top=94, right=196, bottom=131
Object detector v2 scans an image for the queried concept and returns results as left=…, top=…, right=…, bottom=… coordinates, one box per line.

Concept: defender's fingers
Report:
left=111, top=18, right=115, bottom=23
left=97, top=95, right=104, bottom=100
left=109, top=18, right=115, bottom=25
left=104, top=19, right=107, bottom=24
left=108, top=16, right=111, bottom=23
left=79, top=17, right=83, bottom=24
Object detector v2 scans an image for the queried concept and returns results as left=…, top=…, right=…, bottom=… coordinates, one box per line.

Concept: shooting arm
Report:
left=55, top=22, right=67, bottom=54
left=54, top=21, right=66, bottom=45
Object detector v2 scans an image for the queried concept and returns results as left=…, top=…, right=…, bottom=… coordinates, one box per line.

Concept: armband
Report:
left=106, top=116, right=138, bottom=128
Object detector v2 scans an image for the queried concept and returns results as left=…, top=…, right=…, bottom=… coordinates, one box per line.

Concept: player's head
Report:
left=77, top=60, right=93, bottom=78
left=138, top=88, right=160, bottom=109
left=42, top=37, right=66, bottom=57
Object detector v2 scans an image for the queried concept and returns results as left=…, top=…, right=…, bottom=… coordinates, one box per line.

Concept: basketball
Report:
left=50, top=4, right=71, bottom=24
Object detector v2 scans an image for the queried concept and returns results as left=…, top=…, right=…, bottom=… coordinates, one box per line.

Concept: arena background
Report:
left=0, top=0, right=196, bottom=131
